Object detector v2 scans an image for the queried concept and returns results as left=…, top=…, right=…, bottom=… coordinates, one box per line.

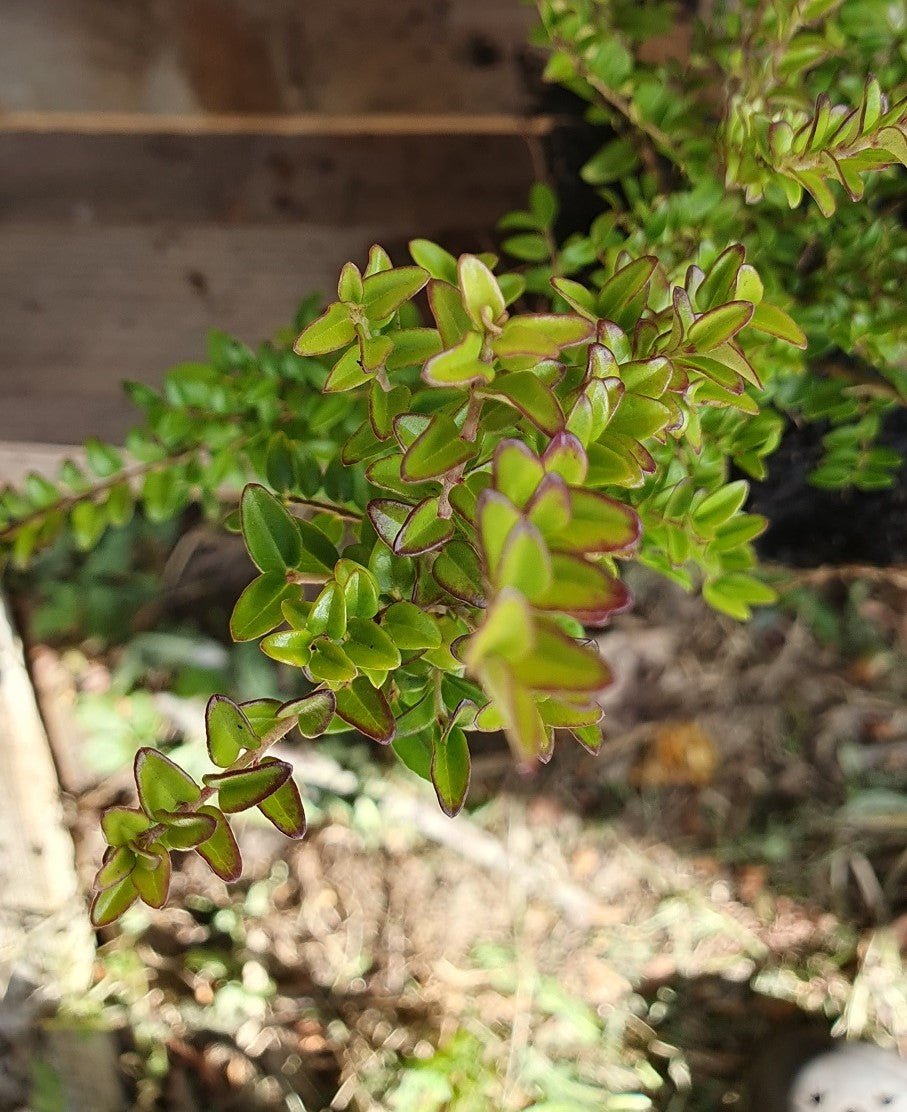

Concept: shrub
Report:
left=0, top=0, right=904, bottom=926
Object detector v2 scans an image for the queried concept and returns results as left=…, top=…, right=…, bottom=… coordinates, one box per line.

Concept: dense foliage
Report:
left=0, top=0, right=904, bottom=926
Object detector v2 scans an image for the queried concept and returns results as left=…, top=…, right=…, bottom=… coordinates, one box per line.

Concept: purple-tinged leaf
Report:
left=256, top=757, right=307, bottom=839
left=294, top=302, right=355, bottom=356
left=534, top=553, right=631, bottom=625
left=432, top=541, right=486, bottom=606
left=542, top=432, right=588, bottom=485
left=101, top=806, right=152, bottom=848
left=90, top=875, right=139, bottom=928
left=95, top=846, right=135, bottom=890
left=195, top=805, right=242, bottom=882
left=203, top=761, right=292, bottom=813
left=393, top=498, right=454, bottom=556
left=431, top=725, right=471, bottom=817
left=132, top=845, right=172, bottom=909
left=206, top=695, right=260, bottom=768
left=157, top=810, right=218, bottom=850
left=277, top=689, right=336, bottom=738
left=551, top=489, right=640, bottom=554
left=367, top=499, right=411, bottom=550
left=334, top=677, right=396, bottom=743
left=135, top=748, right=201, bottom=819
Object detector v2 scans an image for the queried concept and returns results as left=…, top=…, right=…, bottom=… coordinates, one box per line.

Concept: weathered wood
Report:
left=0, top=591, right=95, bottom=995
left=0, top=128, right=539, bottom=443
left=0, top=0, right=537, bottom=117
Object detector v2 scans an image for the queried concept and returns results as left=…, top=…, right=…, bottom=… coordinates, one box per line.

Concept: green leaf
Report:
left=431, top=725, right=471, bottom=816
left=385, top=329, right=443, bottom=372
left=334, top=678, right=396, bottom=743
left=703, top=573, right=776, bottom=620
left=106, top=482, right=135, bottom=527
left=132, top=846, right=172, bottom=909
left=364, top=244, right=392, bottom=276
left=534, top=553, right=630, bottom=625
left=101, top=806, right=152, bottom=847
left=230, top=572, right=297, bottom=642
left=427, top=280, right=472, bottom=346
left=296, top=519, right=340, bottom=576
left=529, top=182, right=558, bottom=227
left=344, top=617, right=402, bottom=671
left=686, top=301, right=754, bottom=351
left=71, top=501, right=107, bottom=550
left=432, top=541, right=486, bottom=606
left=692, top=480, right=750, bottom=532
left=552, top=489, right=640, bottom=554
left=458, top=254, right=506, bottom=329
left=484, top=372, right=564, bottom=435
left=502, top=233, right=550, bottom=262
left=607, top=394, right=672, bottom=439
left=308, top=581, right=348, bottom=640
left=361, top=266, right=429, bottom=321
left=337, top=260, right=364, bottom=303
left=466, top=589, right=535, bottom=666
left=323, top=345, right=371, bottom=393
left=294, top=302, right=355, bottom=355
left=409, top=239, right=458, bottom=283
left=494, top=520, right=552, bottom=597
left=278, top=689, right=336, bottom=737
left=550, top=277, right=596, bottom=318
left=367, top=499, right=411, bottom=550
left=256, top=757, right=307, bottom=839
left=394, top=692, right=438, bottom=739
left=195, top=805, right=242, bottom=882
left=204, top=760, right=292, bottom=813
left=394, top=498, right=454, bottom=556
left=422, top=330, right=493, bottom=387
left=337, top=562, right=381, bottom=619
left=241, top=484, right=302, bottom=573
left=307, top=638, right=357, bottom=683
left=134, top=748, right=201, bottom=818
left=206, top=695, right=260, bottom=767
left=158, top=810, right=218, bottom=850
left=260, top=629, right=314, bottom=667
left=542, top=432, right=588, bottom=485
left=478, top=489, right=522, bottom=574
left=492, top=440, right=545, bottom=507
left=95, top=846, right=135, bottom=890
left=84, top=438, right=123, bottom=478
left=749, top=302, right=807, bottom=348
left=393, top=728, right=435, bottom=782
left=510, top=622, right=611, bottom=694
left=596, top=257, right=657, bottom=320
left=380, top=600, right=443, bottom=650
left=90, top=875, right=139, bottom=927
left=401, top=414, right=476, bottom=481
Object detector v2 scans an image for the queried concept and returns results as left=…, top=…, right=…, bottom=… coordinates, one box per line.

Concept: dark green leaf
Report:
left=195, top=805, right=242, bottom=881
left=241, top=484, right=302, bottom=573
left=344, top=617, right=402, bottom=671
left=432, top=541, right=486, bottom=606
left=278, top=689, right=336, bottom=737
left=230, top=572, right=298, bottom=642
left=90, top=875, right=139, bottom=927
left=401, top=414, right=476, bottom=481
left=158, top=810, right=218, bottom=850
left=431, top=725, right=471, bottom=816
left=204, top=761, right=292, bottom=813
left=334, top=678, right=396, bottom=743
left=256, top=757, right=307, bottom=838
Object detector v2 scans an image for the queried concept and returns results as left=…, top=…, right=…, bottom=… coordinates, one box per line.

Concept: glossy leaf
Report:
left=484, top=373, right=564, bottom=435
left=432, top=541, right=486, bottom=606
left=135, top=748, right=201, bottom=818
left=422, top=331, right=493, bottom=388
left=380, top=600, right=443, bottom=650
left=158, top=810, right=218, bottom=850
left=686, top=301, right=754, bottom=351
left=195, top=805, right=242, bottom=882
left=240, top=484, right=301, bottom=573
left=132, top=846, right=172, bottom=909
left=361, top=266, right=428, bottom=321
left=294, top=302, right=355, bottom=356
left=230, top=573, right=298, bottom=642
left=204, top=760, right=292, bottom=813
left=401, top=414, right=476, bottom=481
left=278, top=689, right=336, bottom=737
left=308, top=581, right=348, bottom=640
left=458, top=254, right=506, bottom=329
left=334, top=678, right=396, bottom=743
left=256, top=757, right=307, bottom=839
left=431, top=725, right=471, bottom=816
left=393, top=498, right=454, bottom=556
left=344, top=617, right=402, bottom=671
left=206, top=695, right=260, bottom=767
left=90, top=875, right=139, bottom=927
left=101, top=806, right=152, bottom=848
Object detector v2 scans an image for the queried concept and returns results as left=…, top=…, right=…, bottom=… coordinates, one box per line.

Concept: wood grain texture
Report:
left=0, top=0, right=538, bottom=116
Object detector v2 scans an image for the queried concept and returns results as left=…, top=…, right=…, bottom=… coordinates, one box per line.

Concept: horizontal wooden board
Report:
left=0, top=129, right=541, bottom=227
left=0, top=126, right=540, bottom=443
left=0, top=0, right=538, bottom=116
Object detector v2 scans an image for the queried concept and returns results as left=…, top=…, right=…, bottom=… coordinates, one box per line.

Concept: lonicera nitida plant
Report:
left=0, top=0, right=904, bottom=927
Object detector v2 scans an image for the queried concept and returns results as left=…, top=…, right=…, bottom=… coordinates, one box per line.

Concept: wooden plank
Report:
left=0, top=0, right=537, bottom=117
left=0, top=130, right=539, bottom=227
